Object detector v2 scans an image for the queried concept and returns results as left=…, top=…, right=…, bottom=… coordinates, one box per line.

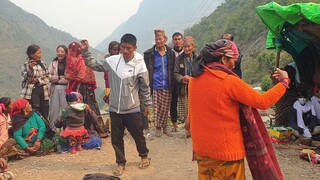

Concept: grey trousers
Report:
left=48, top=84, right=68, bottom=132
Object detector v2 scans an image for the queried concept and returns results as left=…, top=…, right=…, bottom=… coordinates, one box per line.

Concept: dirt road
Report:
left=8, top=126, right=320, bottom=180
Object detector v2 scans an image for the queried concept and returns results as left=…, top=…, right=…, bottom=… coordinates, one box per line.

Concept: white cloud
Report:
left=9, top=0, right=142, bottom=46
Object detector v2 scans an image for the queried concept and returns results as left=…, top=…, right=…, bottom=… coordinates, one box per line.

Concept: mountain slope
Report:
left=0, top=0, right=104, bottom=98
left=96, top=0, right=225, bottom=52
left=185, top=0, right=320, bottom=85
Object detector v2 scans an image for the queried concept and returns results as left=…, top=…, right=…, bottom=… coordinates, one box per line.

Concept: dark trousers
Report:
left=110, top=112, right=149, bottom=165
left=141, top=111, right=149, bottom=130
left=29, top=85, right=49, bottom=120
left=170, top=88, right=178, bottom=123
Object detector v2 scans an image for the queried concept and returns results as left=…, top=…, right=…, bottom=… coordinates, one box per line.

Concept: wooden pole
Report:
left=276, top=50, right=281, bottom=68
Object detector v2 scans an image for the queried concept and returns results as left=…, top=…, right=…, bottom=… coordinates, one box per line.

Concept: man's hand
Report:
left=80, top=39, right=89, bottom=50
left=182, top=75, right=190, bottom=84
left=143, top=108, right=150, bottom=116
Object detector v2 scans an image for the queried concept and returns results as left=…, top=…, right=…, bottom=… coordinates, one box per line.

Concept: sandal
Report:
left=113, top=165, right=125, bottom=176
left=139, top=158, right=151, bottom=169
left=171, top=123, right=178, bottom=132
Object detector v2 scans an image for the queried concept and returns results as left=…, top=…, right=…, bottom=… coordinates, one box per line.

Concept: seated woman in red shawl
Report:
left=65, top=42, right=108, bottom=138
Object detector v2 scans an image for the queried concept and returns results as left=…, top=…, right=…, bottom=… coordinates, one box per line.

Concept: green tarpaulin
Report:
left=256, top=2, right=320, bottom=56
left=256, top=2, right=320, bottom=85
left=257, top=2, right=320, bottom=38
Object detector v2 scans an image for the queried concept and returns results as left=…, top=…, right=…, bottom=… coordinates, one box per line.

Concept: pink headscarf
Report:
left=71, top=91, right=83, bottom=102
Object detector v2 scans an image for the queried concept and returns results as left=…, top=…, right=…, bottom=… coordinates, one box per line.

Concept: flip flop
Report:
left=139, top=158, right=151, bottom=169
left=113, top=165, right=125, bottom=176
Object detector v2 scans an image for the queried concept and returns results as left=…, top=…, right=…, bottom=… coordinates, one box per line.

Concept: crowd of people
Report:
left=0, top=29, right=301, bottom=179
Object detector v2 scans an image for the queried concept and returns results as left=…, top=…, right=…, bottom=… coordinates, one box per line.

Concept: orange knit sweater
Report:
left=189, top=68, right=286, bottom=161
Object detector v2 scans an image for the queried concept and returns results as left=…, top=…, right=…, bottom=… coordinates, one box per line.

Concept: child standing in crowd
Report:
left=60, top=93, right=89, bottom=154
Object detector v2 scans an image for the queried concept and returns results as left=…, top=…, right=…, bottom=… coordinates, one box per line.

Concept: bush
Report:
left=261, top=75, right=273, bottom=91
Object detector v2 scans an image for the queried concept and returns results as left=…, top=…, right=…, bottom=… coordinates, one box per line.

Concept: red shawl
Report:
left=207, top=63, right=284, bottom=180
left=65, top=42, right=96, bottom=93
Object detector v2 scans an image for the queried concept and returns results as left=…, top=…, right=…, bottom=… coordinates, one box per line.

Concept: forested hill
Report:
left=0, top=0, right=104, bottom=98
left=185, top=0, right=320, bottom=85
left=96, top=0, right=225, bottom=52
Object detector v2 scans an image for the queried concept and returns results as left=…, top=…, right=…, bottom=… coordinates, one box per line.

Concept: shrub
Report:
left=261, top=75, right=273, bottom=91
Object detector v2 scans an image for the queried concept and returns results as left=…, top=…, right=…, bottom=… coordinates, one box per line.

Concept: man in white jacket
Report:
left=81, top=33, right=152, bottom=176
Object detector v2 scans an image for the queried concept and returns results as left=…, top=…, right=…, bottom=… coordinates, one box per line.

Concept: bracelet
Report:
left=280, top=78, right=290, bottom=89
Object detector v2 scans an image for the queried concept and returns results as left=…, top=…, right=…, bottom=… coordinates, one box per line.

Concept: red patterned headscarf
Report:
left=11, top=99, right=28, bottom=117
left=191, top=39, right=239, bottom=76
left=65, top=42, right=96, bottom=92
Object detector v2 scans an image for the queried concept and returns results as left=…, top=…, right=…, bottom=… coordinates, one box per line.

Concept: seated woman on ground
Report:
left=0, top=97, right=13, bottom=147
left=11, top=99, right=56, bottom=158
left=288, top=90, right=320, bottom=139
left=55, top=93, right=101, bottom=154
left=0, top=97, right=17, bottom=159
left=0, top=98, right=14, bottom=179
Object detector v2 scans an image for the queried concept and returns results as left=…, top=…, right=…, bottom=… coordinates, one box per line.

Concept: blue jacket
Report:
left=144, top=45, right=175, bottom=93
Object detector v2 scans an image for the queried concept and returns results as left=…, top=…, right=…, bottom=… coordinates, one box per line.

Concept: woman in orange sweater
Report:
left=189, top=39, right=289, bottom=180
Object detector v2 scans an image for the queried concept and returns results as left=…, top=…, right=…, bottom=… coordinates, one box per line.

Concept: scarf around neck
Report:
left=12, top=111, right=34, bottom=133
left=205, top=63, right=284, bottom=180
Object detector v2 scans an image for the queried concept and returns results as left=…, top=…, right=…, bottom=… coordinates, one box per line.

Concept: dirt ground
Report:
left=8, top=115, right=320, bottom=180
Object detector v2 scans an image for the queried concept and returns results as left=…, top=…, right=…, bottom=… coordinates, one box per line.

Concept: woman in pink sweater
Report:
left=189, top=39, right=289, bottom=180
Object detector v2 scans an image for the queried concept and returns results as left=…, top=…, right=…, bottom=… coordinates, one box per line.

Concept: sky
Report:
left=9, top=0, right=143, bottom=46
